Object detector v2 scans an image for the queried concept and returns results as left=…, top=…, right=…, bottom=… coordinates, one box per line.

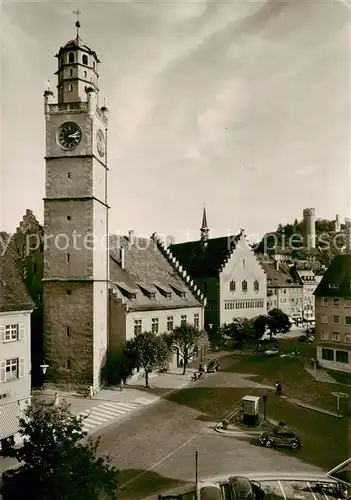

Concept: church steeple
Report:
left=54, top=11, right=100, bottom=104
left=200, top=205, right=209, bottom=244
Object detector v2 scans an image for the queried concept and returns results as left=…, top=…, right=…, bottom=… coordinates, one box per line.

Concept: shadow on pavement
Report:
left=117, top=469, right=187, bottom=500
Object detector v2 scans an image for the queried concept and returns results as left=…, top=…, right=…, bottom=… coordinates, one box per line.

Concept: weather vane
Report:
left=73, top=9, right=81, bottom=38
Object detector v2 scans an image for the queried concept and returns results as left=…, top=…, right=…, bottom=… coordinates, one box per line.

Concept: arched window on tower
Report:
left=68, top=52, right=75, bottom=63
left=82, top=54, right=88, bottom=65
left=229, top=280, right=236, bottom=292
left=242, top=280, right=248, bottom=292
left=254, top=280, right=259, bottom=292
left=69, top=69, right=73, bottom=76
left=68, top=83, right=73, bottom=92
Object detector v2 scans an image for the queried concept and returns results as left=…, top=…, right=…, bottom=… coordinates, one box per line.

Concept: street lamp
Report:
left=40, top=361, right=49, bottom=392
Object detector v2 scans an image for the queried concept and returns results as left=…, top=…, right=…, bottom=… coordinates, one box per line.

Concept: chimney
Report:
left=120, top=247, right=125, bottom=269
left=128, top=230, right=134, bottom=243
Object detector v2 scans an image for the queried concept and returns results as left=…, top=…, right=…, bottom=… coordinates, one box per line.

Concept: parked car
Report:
left=228, top=476, right=265, bottom=500
left=259, top=429, right=302, bottom=449
left=264, top=349, right=279, bottom=356
left=206, top=359, right=220, bottom=372
left=298, top=335, right=315, bottom=343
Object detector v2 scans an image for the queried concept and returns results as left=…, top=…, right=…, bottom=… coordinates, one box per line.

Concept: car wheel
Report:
left=291, top=441, right=299, bottom=449
left=265, top=440, right=273, bottom=448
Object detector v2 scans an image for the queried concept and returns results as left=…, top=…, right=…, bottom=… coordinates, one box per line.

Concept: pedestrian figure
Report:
left=120, top=380, right=124, bottom=391
left=54, top=392, right=59, bottom=406
left=199, top=363, right=203, bottom=372
left=203, top=363, right=207, bottom=373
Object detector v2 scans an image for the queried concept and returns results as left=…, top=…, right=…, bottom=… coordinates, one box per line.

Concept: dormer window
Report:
left=170, top=284, right=186, bottom=298
left=82, top=54, right=88, bottom=65
left=138, top=283, right=156, bottom=299
left=116, top=283, right=138, bottom=300
left=68, top=52, right=75, bottom=63
left=329, top=282, right=339, bottom=289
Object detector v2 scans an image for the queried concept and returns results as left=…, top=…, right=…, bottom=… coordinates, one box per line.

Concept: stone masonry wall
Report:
left=43, top=281, right=94, bottom=384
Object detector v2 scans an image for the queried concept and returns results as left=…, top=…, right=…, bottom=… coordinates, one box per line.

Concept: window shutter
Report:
left=0, top=325, right=5, bottom=342
left=0, top=361, right=5, bottom=383
left=18, top=324, right=25, bottom=340
left=19, top=358, right=25, bottom=378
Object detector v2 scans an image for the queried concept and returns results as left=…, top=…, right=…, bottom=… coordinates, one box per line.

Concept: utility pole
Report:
left=195, top=451, right=199, bottom=500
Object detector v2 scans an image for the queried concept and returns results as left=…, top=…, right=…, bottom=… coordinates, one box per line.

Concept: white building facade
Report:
left=220, top=233, right=267, bottom=323
left=0, top=234, right=34, bottom=448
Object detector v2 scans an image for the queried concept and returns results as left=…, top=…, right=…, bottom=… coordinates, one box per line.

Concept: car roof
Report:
left=200, top=485, right=223, bottom=500
left=230, top=476, right=252, bottom=493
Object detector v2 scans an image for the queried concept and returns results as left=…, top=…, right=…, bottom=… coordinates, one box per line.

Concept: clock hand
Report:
left=68, top=132, right=79, bottom=138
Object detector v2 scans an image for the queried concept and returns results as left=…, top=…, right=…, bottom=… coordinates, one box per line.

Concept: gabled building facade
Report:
left=290, top=265, right=322, bottom=323
left=314, top=254, right=351, bottom=373
left=169, top=209, right=267, bottom=333
left=108, top=233, right=205, bottom=367
left=0, top=232, right=35, bottom=449
left=259, top=257, right=303, bottom=322
left=12, top=210, right=44, bottom=387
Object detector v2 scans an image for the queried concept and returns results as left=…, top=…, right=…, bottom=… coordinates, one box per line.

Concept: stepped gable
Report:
left=314, top=254, right=351, bottom=298
left=108, top=233, right=203, bottom=311
left=0, top=231, right=35, bottom=313
left=169, top=232, right=242, bottom=278
left=15, top=209, right=43, bottom=236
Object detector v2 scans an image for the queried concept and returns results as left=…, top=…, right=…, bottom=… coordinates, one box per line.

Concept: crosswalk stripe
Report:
left=102, top=402, right=131, bottom=412
left=83, top=422, right=97, bottom=429
left=83, top=415, right=110, bottom=424
left=97, top=407, right=128, bottom=416
left=104, top=402, right=140, bottom=410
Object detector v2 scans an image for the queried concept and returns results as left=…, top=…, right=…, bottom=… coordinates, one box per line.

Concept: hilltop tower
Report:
left=43, top=16, right=109, bottom=390
left=303, top=208, right=316, bottom=250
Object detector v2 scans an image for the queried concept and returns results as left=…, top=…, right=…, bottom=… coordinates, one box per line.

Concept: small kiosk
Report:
left=242, top=395, right=260, bottom=426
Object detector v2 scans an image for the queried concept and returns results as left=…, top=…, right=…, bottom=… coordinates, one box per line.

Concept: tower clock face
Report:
left=58, top=122, right=82, bottom=149
left=96, top=129, right=105, bottom=157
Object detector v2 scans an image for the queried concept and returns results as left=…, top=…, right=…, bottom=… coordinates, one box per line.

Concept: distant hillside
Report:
left=255, top=217, right=345, bottom=266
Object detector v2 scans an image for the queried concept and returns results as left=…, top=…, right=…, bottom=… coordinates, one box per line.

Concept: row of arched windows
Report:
left=61, top=52, right=96, bottom=70
left=229, top=279, right=260, bottom=292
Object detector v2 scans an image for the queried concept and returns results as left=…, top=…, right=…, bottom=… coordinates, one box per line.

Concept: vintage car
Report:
left=259, top=429, right=302, bottom=449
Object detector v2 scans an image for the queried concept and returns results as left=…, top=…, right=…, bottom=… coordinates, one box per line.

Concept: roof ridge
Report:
left=151, top=233, right=205, bottom=306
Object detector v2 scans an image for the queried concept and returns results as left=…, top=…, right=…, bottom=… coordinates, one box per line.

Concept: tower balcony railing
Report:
left=48, top=102, right=108, bottom=125
left=49, top=102, right=88, bottom=113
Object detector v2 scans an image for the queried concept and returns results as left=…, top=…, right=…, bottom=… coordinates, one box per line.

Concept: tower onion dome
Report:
left=55, top=36, right=101, bottom=63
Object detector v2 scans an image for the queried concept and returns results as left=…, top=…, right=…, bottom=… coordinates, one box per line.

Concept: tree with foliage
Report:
left=221, top=318, right=255, bottom=348
left=168, top=323, right=204, bottom=374
left=267, top=308, right=291, bottom=338
left=102, top=347, right=134, bottom=385
left=253, top=315, right=268, bottom=344
left=124, top=331, right=171, bottom=387
left=0, top=400, right=118, bottom=500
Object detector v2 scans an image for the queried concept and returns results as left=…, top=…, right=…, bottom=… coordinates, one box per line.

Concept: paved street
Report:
left=96, top=371, right=322, bottom=499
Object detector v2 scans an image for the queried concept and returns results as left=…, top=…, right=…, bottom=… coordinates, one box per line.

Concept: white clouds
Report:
left=1, top=0, right=350, bottom=241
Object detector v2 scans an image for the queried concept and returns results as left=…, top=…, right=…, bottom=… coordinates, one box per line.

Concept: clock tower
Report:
left=43, top=18, right=109, bottom=390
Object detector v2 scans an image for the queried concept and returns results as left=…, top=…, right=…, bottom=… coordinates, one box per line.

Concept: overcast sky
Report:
left=1, top=0, right=350, bottom=243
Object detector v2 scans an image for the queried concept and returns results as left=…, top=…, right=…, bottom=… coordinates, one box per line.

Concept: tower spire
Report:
left=73, top=9, right=81, bottom=39
left=200, top=205, right=209, bottom=244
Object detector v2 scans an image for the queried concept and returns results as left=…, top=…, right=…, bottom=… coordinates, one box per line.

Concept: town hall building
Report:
left=170, top=208, right=267, bottom=336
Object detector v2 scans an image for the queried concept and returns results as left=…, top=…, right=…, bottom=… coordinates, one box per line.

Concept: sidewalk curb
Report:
left=214, top=423, right=261, bottom=437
